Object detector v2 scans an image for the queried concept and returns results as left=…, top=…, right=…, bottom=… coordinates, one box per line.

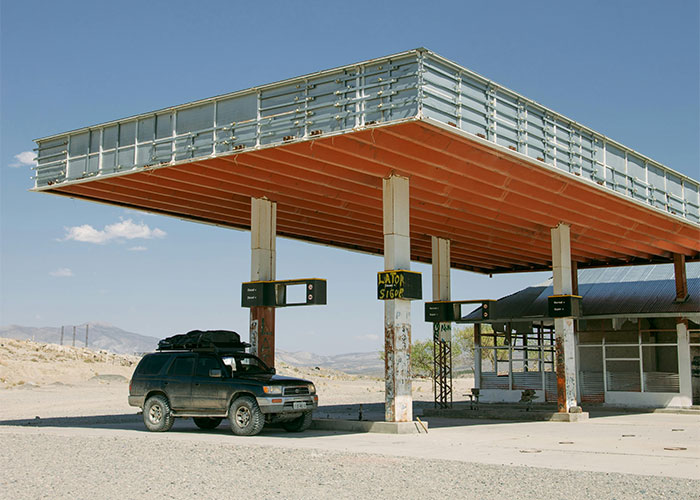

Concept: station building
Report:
left=462, top=263, right=699, bottom=408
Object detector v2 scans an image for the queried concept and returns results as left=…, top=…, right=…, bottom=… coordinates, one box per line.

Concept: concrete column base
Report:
left=550, top=412, right=589, bottom=422
left=311, top=418, right=429, bottom=434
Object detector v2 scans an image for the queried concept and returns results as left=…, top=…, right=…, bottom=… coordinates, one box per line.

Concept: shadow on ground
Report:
left=2, top=402, right=695, bottom=436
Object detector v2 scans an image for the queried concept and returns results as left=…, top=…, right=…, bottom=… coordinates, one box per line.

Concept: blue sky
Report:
left=1, top=1, right=698, bottom=354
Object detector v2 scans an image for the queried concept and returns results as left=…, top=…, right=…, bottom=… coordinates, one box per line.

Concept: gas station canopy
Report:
left=33, top=48, right=700, bottom=273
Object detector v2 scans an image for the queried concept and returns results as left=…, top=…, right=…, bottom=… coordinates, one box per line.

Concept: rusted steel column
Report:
left=383, top=175, right=412, bottom=423
left=250, top=197, right=276, bottom=368
left=571, top=260, right=579, bottom=296
left=674, top=253, right=689, bottom=302
left=473, top=323, right=482, bottom=389
left=551, top=223, right=578, bottom=413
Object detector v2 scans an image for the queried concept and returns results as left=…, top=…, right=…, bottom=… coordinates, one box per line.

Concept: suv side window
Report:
left=167, top=355, right=194, bottom=376
left=135, top=354, right=170, bottom=375
left=196, top=356, right=223, bottom=377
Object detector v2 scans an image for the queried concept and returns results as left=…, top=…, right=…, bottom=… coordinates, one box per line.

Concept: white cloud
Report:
left=49, top=268, right=74, bottom=277
left=63, top=219, right=166, bottom=244
left=10, top=151, right=37, bottom=168
left=128, top=246, right=148, bottom=251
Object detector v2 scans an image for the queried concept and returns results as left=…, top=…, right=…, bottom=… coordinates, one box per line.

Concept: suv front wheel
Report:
left=143, top=395, right=174, bottom=432
left=229, top=396, right=264, bottom=436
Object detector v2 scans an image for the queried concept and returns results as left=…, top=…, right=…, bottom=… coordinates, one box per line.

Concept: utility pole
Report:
left=60, top=326, right=64, bottom=345
left=72, top=326, right=76, bottom=347
left=85, top=324, right=89, bottom=347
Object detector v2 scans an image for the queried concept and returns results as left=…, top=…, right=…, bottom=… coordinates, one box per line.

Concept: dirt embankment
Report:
left=0, top=338, right=139, bottom=389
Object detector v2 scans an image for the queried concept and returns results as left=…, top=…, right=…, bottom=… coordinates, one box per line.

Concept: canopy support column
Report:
left=677, top=319, right=692, bottom=406
left=383, top=175, right=412, bottom=423
left=551, top=223, right=579, bottom=413
left=250, top=197, right=276, bottom=368
left=431, top=236, right=452, bottom=408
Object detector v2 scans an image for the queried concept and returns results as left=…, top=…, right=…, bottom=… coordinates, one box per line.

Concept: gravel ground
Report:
left=1, top=431, right=697, bottom=500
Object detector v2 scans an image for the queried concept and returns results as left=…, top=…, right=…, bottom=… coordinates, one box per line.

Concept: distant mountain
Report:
left=1, top=324, right=387, bottom=374
left=276, top=349, right=383, bottom=376
left=0, top=324, right=158, bottom=355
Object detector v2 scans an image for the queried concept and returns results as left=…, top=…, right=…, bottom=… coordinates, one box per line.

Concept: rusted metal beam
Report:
left=674, top=253, right=689, bottom=303
left=474, top=323, right=482, bottom=390
left=250, top=307, right=275, bottom=368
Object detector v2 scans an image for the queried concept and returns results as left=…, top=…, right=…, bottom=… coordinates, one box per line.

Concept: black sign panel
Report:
left=377, top=271, right=422, bottom=300
left=241, top=279, right=327, bottom=308
left=481, top=300, right=496, bottom=320
left=425, top=302, right=457, bottom=322
left=424, top=300, right=498, bottom=323
left=548, top=295, right=582, bottom=318
left=241, top=282, right=272, bottom=307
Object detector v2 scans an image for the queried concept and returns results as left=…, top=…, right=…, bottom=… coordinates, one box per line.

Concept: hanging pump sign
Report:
left=377, top=270, right=422, bottom=300
left=241, top=279, right=327, bottom=308
left=547, top=295, right=582, bottom=318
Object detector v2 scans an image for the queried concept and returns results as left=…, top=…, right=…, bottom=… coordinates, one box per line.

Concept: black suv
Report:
left=128, top=349, right=318, bottom=436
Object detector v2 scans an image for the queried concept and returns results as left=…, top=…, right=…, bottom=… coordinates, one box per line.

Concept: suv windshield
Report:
left=221, top=353, right=273, bottom=375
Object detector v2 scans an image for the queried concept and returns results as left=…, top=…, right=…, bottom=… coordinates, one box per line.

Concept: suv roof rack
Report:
left=156, top=346, right=251, bottom=356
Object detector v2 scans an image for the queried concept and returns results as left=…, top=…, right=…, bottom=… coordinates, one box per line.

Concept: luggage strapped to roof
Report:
left=157, top=330, right=250, bottom=352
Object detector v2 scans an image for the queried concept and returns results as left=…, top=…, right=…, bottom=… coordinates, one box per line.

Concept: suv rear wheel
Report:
left=229, top=396, right=264, bottom=436
left=282, top=411, right=313, bottom=432
left=143, top=395, right=174, bottom=432
left=193, top=417, right=223, bottom=430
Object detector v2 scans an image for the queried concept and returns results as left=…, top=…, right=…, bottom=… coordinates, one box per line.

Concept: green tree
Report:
left=378, top=325, right=481, bottom=378
left=410, top=339, right=434, bottom=378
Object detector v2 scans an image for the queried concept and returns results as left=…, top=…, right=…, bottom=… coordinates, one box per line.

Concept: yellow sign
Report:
left=377, top=271, right=422, bottom=301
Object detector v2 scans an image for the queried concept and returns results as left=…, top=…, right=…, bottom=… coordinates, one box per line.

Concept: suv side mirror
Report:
left=209, top=369, right=223, bottom=378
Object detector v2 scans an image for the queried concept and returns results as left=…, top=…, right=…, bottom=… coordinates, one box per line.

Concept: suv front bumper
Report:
left=256, top=394, right=318, bottom=414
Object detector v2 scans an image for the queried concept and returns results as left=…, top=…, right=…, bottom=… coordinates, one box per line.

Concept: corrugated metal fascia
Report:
left=35, top=48, right=424, bottom=142
left=421, top=49, right=697, bottom=186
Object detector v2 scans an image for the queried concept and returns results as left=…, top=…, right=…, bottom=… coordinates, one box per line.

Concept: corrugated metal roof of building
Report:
left=462, top=263, right=700, bottom=322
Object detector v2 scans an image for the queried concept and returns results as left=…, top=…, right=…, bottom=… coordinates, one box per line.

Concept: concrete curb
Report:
left=422, top=408, right=589, bottom=422
left=311, top=419, right=429, bottom=434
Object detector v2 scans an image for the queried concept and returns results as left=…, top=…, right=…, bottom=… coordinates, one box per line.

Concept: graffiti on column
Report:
left=555, top=335, right=567, bottom=412
left=259, top=316, right=273, bottom=362
left=249, top=319, right=258, bottom=355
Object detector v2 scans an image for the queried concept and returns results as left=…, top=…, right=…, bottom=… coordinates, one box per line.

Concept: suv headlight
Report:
left=262, top=385, right=283, bottom=395
left=308, top=384, right=316, bottom=395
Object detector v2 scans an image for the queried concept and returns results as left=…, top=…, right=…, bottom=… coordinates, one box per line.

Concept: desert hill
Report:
left=0, top=324, right=158, bottom=355
left=1, top=324, right=384, bottom=375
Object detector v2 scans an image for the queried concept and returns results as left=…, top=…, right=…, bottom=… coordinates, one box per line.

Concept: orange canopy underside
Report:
left=46, top=121, right=700, bottom=273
